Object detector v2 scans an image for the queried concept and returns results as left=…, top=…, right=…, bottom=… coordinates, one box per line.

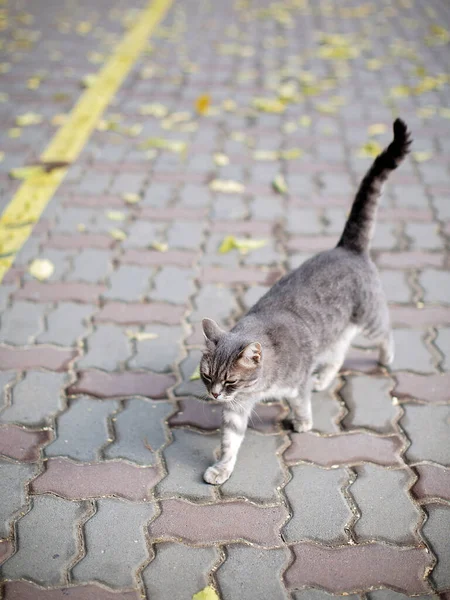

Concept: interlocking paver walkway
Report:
left=1, top=0, right=450, bottom=598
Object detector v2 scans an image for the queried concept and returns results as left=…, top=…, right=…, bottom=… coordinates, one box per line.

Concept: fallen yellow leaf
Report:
left=416, top=106, right=436, bottom=119
left=425, top=24, right=450, bottom=46
left=368, top=123, right=387, bottom=136
left=439, top=107, right=450, bottom=119
left=192, top=586, right=219, bottom=600
left=122, top=193, right=141, bottom=204
left=390, top=85, right=411, bottom=98
left=213, top=153, right=229, bottom=166
left=222, top=99, right=237, bottom=112
left=27, top=76, right=42, bottom=90
left=16, top=112, right=43, bottom=126
left=81, top=74, right=97, bottom=88
left=28, top=258, right=54, bottom=281
left=218, top=236, right=267, bottom=255
left=106, top=210, right=126, bottom=221
left=298, top=115, right=311, bottom=127
left=125, top=330, right=159, bottom=341
left=252, top=97, right=286, bottom=113
left=357, top=140, right=382, bottom=158
left=139, top=103, right=168, bottom=117
left=210, top=179, right=245, bottom=194
left=366, top=59, right=383, bottom=71
left=109, top=229, right=127, bottom=241
left=8, top=128, right=22, bottom=138
left=51, top=114, right=68, bottom=126
left=253, top=150, right=278, bottom=161
left=77, top=224, right=87, bottom=232
left=195, top=93, right=211, bottom=115
left=413, top=151, right=433, bottom=163
left=280, top=148, right=303, bottom=160
left=283, top=121, right=297, bottom=134
left=150, top=241, right=168, bottom=252
left=0, top=151, right=4, bottom=162
left=138, top=138, right=186, bottom=153
left=190, top=365, right=201, bottom=381
left=272, top=174, right=288, bottom=194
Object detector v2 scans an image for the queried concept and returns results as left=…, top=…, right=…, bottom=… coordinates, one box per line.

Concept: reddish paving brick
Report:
left=341, top=347, right=382, bottom=374
left=47, top=233, right=115, bottom=250
left=121, top=249, right=197, bottom=268
left=0, top=345, right=78, bottom=371
left=94, top=302, right=185, bottom=325
left=2, top=581, right=140, bottom=599
left=290, top=195, right=348, bottom=207
left=0, top=540, right=14, bottom=565
left=284, top=432, right=403, bottom=467
left=68, top=369, right=175, bottom=399
left=31, top=457, right=161, bottom=501
left=390, top=306, right=450, bottom=327
left=284, top=543, right=432, bottom=595
left=62, top=195, right=124, bottom=208
left=140, top=206, right=207, bottom=220
left=211, top=221, right=273, bottom=235
left=395, top=373, right=450, bottom=404
left=288, top=236, right=336, bottom=252
left=16, top=282, right=106, bottom=303
left=378, top=208, right=433, bottom=222
left=201, top=267, right=272, bottom=285
left=413, top=464, right=450, bottom=503
left=186, top=322, right=204, bottom=345
left=169, top=397, right=287, bottom=433
left=377, top=252, right=444, bottom=269
left=149, top=499, right=288, bottom=547
left=2, top=267, right=24, bottom=284
left=0, top=425, right=51, bottom=461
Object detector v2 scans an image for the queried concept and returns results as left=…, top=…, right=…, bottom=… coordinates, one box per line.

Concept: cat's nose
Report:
left=211, top=392, right=219, bottom=399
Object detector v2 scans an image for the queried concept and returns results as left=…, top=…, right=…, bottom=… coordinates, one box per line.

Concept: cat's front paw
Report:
left=292, top=418, right=313, bottom=433
left=312, top=375, right=329, bottom=392
left=203, top=463, right=232, bottom=485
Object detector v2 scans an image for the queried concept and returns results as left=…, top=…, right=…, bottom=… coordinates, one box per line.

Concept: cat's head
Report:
left=200, top=318, right=262, bottom=402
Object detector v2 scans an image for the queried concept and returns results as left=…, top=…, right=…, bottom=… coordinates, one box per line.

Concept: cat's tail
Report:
left=337, top=118, right=412, bottom=253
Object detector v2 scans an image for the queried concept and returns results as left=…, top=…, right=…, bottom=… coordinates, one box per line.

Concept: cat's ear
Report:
left=202, top=318, right=225, bottom=344
left=237, top=342, right=262, bottom=369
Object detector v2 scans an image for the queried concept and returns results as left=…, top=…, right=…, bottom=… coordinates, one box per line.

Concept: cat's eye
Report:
left=225, top=380, right=237, bottom=386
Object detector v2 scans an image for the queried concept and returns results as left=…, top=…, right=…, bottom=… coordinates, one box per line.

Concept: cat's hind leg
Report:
left=312, top=324, right=359, bottom=391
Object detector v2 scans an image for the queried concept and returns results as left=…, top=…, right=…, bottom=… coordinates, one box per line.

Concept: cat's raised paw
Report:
left=292, top=418, right=313, bottom=433
left=203, top=464, right=232, bottom=485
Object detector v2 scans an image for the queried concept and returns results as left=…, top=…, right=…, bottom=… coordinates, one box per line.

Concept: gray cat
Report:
left=200, top=119, right=411, bottom=484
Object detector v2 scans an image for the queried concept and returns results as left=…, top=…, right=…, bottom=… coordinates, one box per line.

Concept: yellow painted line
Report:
left=0, top=0, right=173, bottom=282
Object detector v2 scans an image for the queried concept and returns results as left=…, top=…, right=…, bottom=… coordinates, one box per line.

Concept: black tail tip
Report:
left=393, top=118, right=412, bottom=150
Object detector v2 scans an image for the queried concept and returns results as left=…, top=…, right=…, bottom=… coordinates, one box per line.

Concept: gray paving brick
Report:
left=351, top=465, right=420, bottom=544
left=122, top=221, right=163, bottom=248
left=78, top=325, right=131, bottom=371
left=283, top=465, right=352, bottom=543
left=221, top=431, right=284, bottom=502
left=391, top=329, right=436, bottom=373
left=419, top=270, right=450, bottom=304
left=311, top=383, right=342, bottom=434
left=12, top=236, right=41, bottom=265
left=392, top=185, right=429, bottom=208
left=105, top=398, right=173, bottom=465
left=166, top=221, right=204, bottom=249
left=0, top=371, right=66, bottom=426
left=0, top=460, right=37, bottom=538
left=435, top=327, right=450, bottom=370
left=211, top=196, right=247, bottom=220
left=433, top=196, right=450, bottom=220
left=23, top=249, right=72, bottom=282
left=191, top=284, right=237, bottom=323
left=129, top=324, right=182, bottom=372
left=0, top=372, right=16, bottom=411
left=406, top=223, right=443, bottom=250
left=55, top=207, right=97, bottom=233
left=78, top=173, right=111, bottom=194
left=321, top=173, right=353, bottom=196
left=242, top=285, right=269, bottom=310
left=294, top=592, right=360, bottom=600
left=422, top=504, right=450, bottom=592
left=249, top=163, right=280, bottom=184
left=0, top=301, right=46, bottom=345
left=142, top=183, right=174, bottom=208
left=250, top=196, right=284, bottom=220
left=143, top=543, right=220, bottom=599
left=367, top=592, right=437, bottom=600
left=37, top=303, right=93, bottom=346
left=341, top=375, right=397, bottom=433
left=0, top=284, right=13, bottom=312
left=103, top=265, right=154, bottom=302
left=45, top=396, right=119, bottom=461
left=323, top=208, right=346, bottom=236
left=379, top=271, right=412, bottom=303
left=372, top=223, right=398, bottom=250
left=72, top=499, right=155, bottom=588
left=158, top=429, right=217, bottom=500
left=150, top=266, right=194, bottom=305
left=287, top=175, right=316, bottom=197
left=70, top=249, right=111, bottom=283
left=217, top=546, right=290, bottom=600
left=243, top=241, right=282, bottom=267
left=174, top=349, right=206, bottom=397
left=401, top=404, right=450, bottom=465
left=179, top=185, right=210, bottom=208
left=1, top=495, right=87, bottom=585
left=109, top=172, right=146, bottom=195
left=286, top=208, right=321, bottom=235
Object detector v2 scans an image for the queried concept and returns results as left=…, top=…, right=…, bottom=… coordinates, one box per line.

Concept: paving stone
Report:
left=32, top=457, right=161, bottom=500
left=352, top=464, right=420, bottom=544
left=16, top=281, right=106, bottom=303
left=0, top=539, right=13, bottom=566
left=217, top=546, right=290, bottom=600
left=122, top=220, right=163, bottom=248
left=1, top=495, right=88, bottom=585
left=105, top=398, right=173, bottom=465
left=392, top=184, right=429, bottom=208
left=391, top=329, right=436, bottom=373
left=45, top=397, right=119, bottom=461
left=1, top=371, right=66, bottom=426
left=286, top=208, right=322, bottom=235
left=0, top=346, right=77, bottom=372
left=422, top=504, right=450, bottom=592
left=179, top=184, right=211, bottom=208
left=191, top=284, right=237, bottom=324
left=311, top=383, right=342, bottom=434
left=109, top=172, right=146, bottom=195
left=78, top=173, right=111, bottom=194
left=340, top=375, right=397, bottom=433
left=2, top=581, right=141, bottom=600
left=250, top=196, right=284, bottom=220
left=0, top=425, right=51, bottom=462
left=419, top=270, right=450, bottom=304
left=78, top=325, right=130, bottom=371
left=284, top=432, right=403, bottom=467
left=0, top=300, right=45, bottom=345
left=70, top=249, right=111, bottom=283
left=435, top=327, right=450, bottom=370
left=72, top=498, right=154, bottom=588
left=243, top=241, right=282, bottom=267
left=201, top=233, right=241, bottom=268
left=129, top=324, right=182, bottom=372
left=103, top=265, right=154, bottom=302
left=0, top=284, right=13, bottom=312
left=143, top=543, right=219, bottom=600
left=395, top=372, right=450, bottom=404
left=166, top=221, right=204, bottom=250
left=377, top=252, right=444, bottom=269
left=142, top=183, right=174, bottom=207
left=0, top=460, right=37, bottom=537
left=284, top=543, right=432, bottom=595
left=0, top=371, right=16, bottom=411
left=379, top=270, right=412, bottom=303
left=283, top=465, right=351, bottom=544
left=37, top=303, right=93, bottom=346
left=221, top=431, right=285, bottom=502
left=294, top=591, right=360, bottom=600
left=47, top=233, right=115, bottom=250
left=401, top=404, right=450, bottom=465
left=371, top=223, right=398, bottom=250
left=211, top=195, right=247, bottom=220
left=242, top=285, right=269, bottom=310
left=23, top=248, right=72, bottom=282
left=367, top=591, right=437, bottom=600
left=406, top=223, right=443, bottom=250
left=158, top=429, right=217, bottom=500
left=95, top=301, right=184, bottom=325
left=122, top=248, right=197, bottom=268
left=413, top=464, right=450, bottom=503
left=150, top=499, right=288, bottom=547
left=175, top=349, right=206, bottom=397
left=390, top=306, right=450, bottom=328
left=68, top=369, right=174, bottom=399
left=150, top=266, right=195, bottom=305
